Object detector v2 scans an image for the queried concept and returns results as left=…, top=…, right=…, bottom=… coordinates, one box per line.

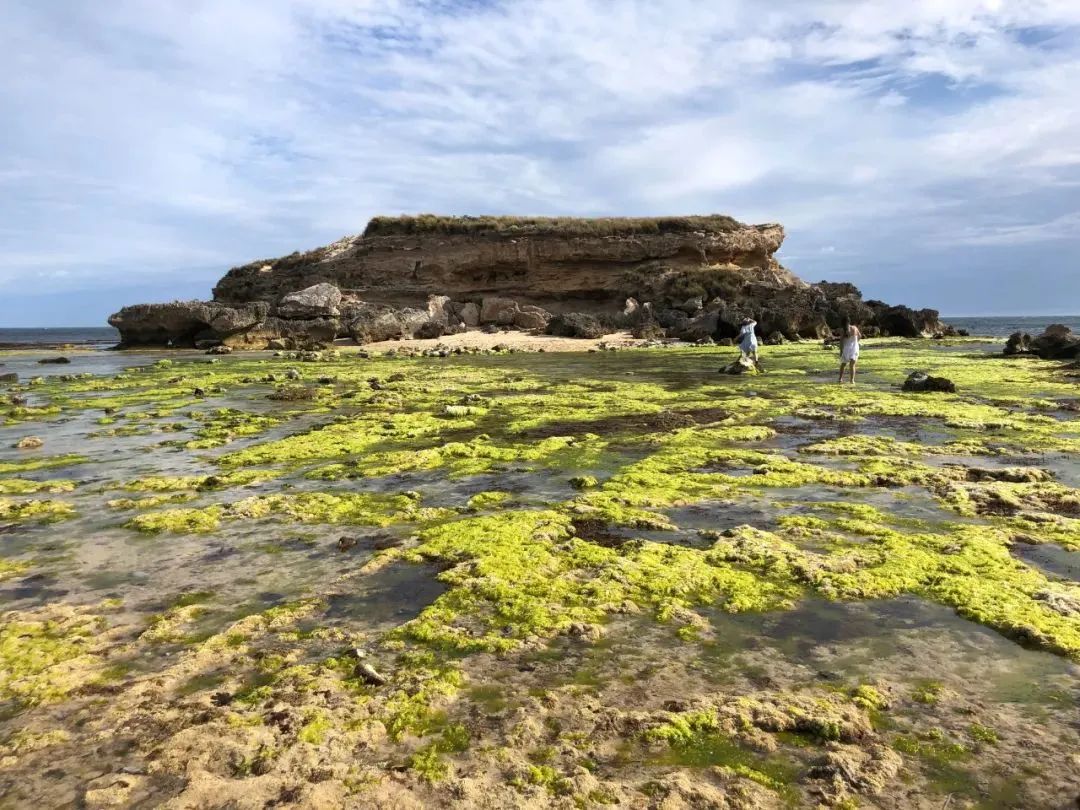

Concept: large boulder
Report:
left=426, top=295, right=454, bottom=326
left=1030, top=325, right=1080, bottom=360
left=514, top=305, right=552, bottom=331
left=108, top=301, right=270, bottom=347
left=546, top=313, right=605, bottom=339
left=347, top=304, right=406, bottom=343
left=459, top=302, right=481, bottom=327
left=399, top=307, right=432, bottom=337
left=480, top=296, right=519, bottom=325
left=902, top=371, right=956, bottom=393
left=1003, top=331, right=1032, bottom=356
left=276, top=283, right=342, bottom=319
left=720, top=356, right=757, bottom=375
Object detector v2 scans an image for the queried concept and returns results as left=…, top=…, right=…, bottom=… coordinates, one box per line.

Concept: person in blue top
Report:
left=737, top=318, right=763, bottom=371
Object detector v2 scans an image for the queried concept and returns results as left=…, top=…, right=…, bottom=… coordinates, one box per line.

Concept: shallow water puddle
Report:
left=1011, top=541, right=1080, bottom=581
left=323, top=560, right=447, bottom=628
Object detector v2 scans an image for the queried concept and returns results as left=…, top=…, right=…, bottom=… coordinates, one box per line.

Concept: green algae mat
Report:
left=0, top=340, right=1078, bottom=808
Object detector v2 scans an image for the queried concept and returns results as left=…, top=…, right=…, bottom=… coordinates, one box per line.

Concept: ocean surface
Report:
left=945, top=315, right=1080, bottom=338
left=0, top=326, right=120, bottom=348
left=0, top=318, right=1077, bottom=347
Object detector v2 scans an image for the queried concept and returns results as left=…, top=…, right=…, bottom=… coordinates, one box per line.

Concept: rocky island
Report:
left=109, top=215, right=953, bottom=349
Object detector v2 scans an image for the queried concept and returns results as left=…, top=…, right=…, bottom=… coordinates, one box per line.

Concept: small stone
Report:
left=15, top=436, right=43, bottom=450
left=355, top=662, right=387, bottom=686
left=337, top=536, right=358, bottom=552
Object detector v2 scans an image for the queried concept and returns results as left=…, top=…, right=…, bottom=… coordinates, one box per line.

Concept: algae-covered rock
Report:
left=720, top=356, right=758, bottom=375
left=902, top=371, right=956, bottom=393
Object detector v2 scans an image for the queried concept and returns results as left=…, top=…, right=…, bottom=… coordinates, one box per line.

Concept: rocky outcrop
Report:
left=1031, top=325, right=1080, bottom=360
left=212, top=215, right=789, bottom=309
left=1003, top=325, right=1080, bottom=360
left=108, top=301, right=270, bottom=348
left=109, top=215, right=952, bottom=348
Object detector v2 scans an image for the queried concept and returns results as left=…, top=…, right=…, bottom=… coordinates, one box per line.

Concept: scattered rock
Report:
left=37, top=356, right=71, bottom=365
left=569, top=475, right=599, bottom=490
left=901, top=371, right=956, bottom=393
left=808, top=742, right=902, bottom=799
left=355, top=662, right=387, bottom=686
left=0, top=373, right=18, bottom=384
left=336, top=536, right=358, bottom=552
left=268, top=385, right=315, bottom=401
left=567, top=622, right=604, bottom=642
left=15, top=436, right=43, bottom=450
left=206, top=345, right=233, bottom=355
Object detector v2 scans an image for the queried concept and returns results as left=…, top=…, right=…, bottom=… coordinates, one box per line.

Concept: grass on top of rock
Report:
left=362, top=214, right=745, bottom=238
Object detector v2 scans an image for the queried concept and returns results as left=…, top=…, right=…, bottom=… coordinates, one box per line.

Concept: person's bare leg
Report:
left=838, top=362, right=846, bottom=383
left=850, top=360, right=857, bottom=384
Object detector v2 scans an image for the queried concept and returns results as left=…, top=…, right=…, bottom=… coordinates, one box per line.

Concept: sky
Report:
left=2, top=1, right=1080, bottom=326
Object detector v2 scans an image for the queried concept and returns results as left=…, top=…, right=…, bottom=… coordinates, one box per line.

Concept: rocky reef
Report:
left=1004, top=324, right=1080, bottom=360
left=2, top=339, right=1079, bottom=808
left=109, top=215, right=953, bottom=348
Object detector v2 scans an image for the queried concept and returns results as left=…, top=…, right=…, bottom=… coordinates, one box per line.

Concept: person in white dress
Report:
left=737, top=318, right=763, bottom=371
left=838, top=320, right=861, bottom=384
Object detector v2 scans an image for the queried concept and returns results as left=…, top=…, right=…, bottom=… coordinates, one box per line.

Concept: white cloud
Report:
left=952, top=211, right=1080, bottom=245
left=1, top=0, right=1080, bottom=314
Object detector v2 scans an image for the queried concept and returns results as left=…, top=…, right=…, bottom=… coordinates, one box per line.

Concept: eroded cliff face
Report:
left=211, top=216, right=792, bottom=312
left=108, top=215, right=952, bottom=348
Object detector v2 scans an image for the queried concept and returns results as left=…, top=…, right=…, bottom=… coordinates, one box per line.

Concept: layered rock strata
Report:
left=109, top=215, right=951, bottom=348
